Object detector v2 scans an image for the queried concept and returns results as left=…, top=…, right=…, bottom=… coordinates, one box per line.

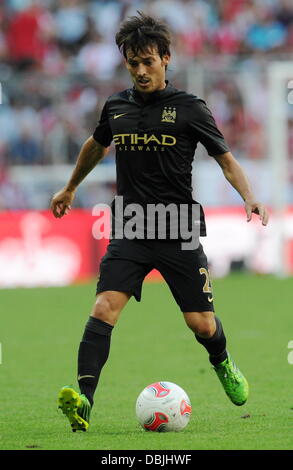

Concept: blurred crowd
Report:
left=0, top=0, right=293, bottom=209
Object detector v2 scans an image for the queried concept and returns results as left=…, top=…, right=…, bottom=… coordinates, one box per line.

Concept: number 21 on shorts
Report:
left=199, top=267, right=213, bottom=303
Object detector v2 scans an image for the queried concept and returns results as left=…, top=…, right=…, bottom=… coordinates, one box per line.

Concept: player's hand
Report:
left=50, top=187, right=76, bottom=218
left=245, top=200, right=269, bottom=226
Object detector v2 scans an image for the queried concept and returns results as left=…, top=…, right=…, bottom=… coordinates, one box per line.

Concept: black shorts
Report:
left=96, top=239, right=214, bottom=313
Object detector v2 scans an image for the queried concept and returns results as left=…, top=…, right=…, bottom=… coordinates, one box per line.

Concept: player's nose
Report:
left=136, top=62, right=147, bottom=75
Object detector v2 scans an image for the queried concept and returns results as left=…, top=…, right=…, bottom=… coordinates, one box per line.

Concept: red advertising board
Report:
left=0, top=210, right=96, bottom=287
left=0, top=208, right=292, bottom=287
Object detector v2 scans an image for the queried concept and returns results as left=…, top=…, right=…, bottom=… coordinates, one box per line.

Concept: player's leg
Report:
left=155, top=241, right=248, bottom=406
left=183, top=310, right=228, bottom=366
left=58, top=239, right=153, bottom=431
left=77, top=290, right=130, bottom=407
left=58, top=290, right=130, bottom=432
left=183, top=310, right=248, bottom=406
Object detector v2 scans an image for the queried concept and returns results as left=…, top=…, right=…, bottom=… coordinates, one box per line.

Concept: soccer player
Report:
left=51, top=12, right=269, bottom=432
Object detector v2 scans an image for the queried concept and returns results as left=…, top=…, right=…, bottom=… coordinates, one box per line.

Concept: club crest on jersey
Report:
left=161, top=107, right=176, bottom=124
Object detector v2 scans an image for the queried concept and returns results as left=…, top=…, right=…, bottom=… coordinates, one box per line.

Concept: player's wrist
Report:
left=243, top=194, right=256, bottom=205
left=64, top=183, right=77, bottom=193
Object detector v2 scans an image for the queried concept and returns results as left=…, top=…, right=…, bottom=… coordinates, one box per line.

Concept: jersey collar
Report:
left=129, top=81, right=173, bottom=104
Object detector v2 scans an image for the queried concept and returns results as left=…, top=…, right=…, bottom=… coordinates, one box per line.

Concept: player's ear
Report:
left=162, top=54, right=170, bottom=68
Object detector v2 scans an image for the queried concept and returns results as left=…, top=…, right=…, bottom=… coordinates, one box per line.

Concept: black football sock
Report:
left=194, top=316, right=228, bottom=366
left=77, top=316, right=113, bottom=407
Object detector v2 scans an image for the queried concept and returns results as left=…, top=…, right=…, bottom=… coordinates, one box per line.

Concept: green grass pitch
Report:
left=0, top=274, right=292, bottom=450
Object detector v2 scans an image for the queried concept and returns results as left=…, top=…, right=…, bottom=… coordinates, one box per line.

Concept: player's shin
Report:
left=194, top=316, right=227, bottom=365
left=77, top=316, right=113, bottom=406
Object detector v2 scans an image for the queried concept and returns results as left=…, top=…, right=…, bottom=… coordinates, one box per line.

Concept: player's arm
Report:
left=51, top=136, right=108, bottom=218
left=213, top=151, right=269, bottom=226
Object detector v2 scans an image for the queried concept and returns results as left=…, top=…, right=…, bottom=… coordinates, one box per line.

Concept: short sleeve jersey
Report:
left=93, top=82, right=229, bottom=236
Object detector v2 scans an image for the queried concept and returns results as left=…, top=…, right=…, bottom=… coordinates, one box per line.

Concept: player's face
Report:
left=125, top=47, right=170, bottom=94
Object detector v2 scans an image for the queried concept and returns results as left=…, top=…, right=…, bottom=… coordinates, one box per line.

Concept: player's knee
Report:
left=91, top=294, right=119, bottom=325
left=185, top=314, right=216, bottom=338
left=194, top=320, right=215, bottom=338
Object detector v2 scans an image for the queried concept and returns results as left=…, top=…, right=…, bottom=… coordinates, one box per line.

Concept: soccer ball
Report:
left=135, top=381, right=192, bottom=432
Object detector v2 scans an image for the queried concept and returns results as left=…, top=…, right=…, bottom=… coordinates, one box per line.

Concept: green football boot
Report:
left=213, top=353, right=249, bottom=406
left=58, top=386, right=91, bottom=432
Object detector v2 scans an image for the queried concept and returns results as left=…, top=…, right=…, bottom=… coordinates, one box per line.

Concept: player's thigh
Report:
left=95, top=239, right=153, bottom=319
left=155, top=242, right=215, bottom=313
left=91, top=290, right=131, bottom=325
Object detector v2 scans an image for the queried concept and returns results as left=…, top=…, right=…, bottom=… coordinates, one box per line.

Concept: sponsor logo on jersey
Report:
left=113, top=133, right=176, bottom=151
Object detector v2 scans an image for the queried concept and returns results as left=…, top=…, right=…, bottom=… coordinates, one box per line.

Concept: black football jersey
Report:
left=93, top=82, right=229, bottom=236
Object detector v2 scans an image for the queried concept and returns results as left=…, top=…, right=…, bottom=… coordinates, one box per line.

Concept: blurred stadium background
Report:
left=0, top=0, right=293, bottom=288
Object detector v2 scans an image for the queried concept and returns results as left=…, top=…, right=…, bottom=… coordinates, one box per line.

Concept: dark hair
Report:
left=115, top=11, right=171, bottom=60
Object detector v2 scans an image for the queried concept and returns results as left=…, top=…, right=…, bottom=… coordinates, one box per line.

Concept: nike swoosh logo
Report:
left=77, top=375, right=95, bottom=380
left=113, top=113, right=128, bottom=119
left=208, top=296, right=213, bottom=302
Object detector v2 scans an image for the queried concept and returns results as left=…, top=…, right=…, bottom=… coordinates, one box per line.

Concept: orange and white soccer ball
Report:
left=135, top=381, right=192, bottom=432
